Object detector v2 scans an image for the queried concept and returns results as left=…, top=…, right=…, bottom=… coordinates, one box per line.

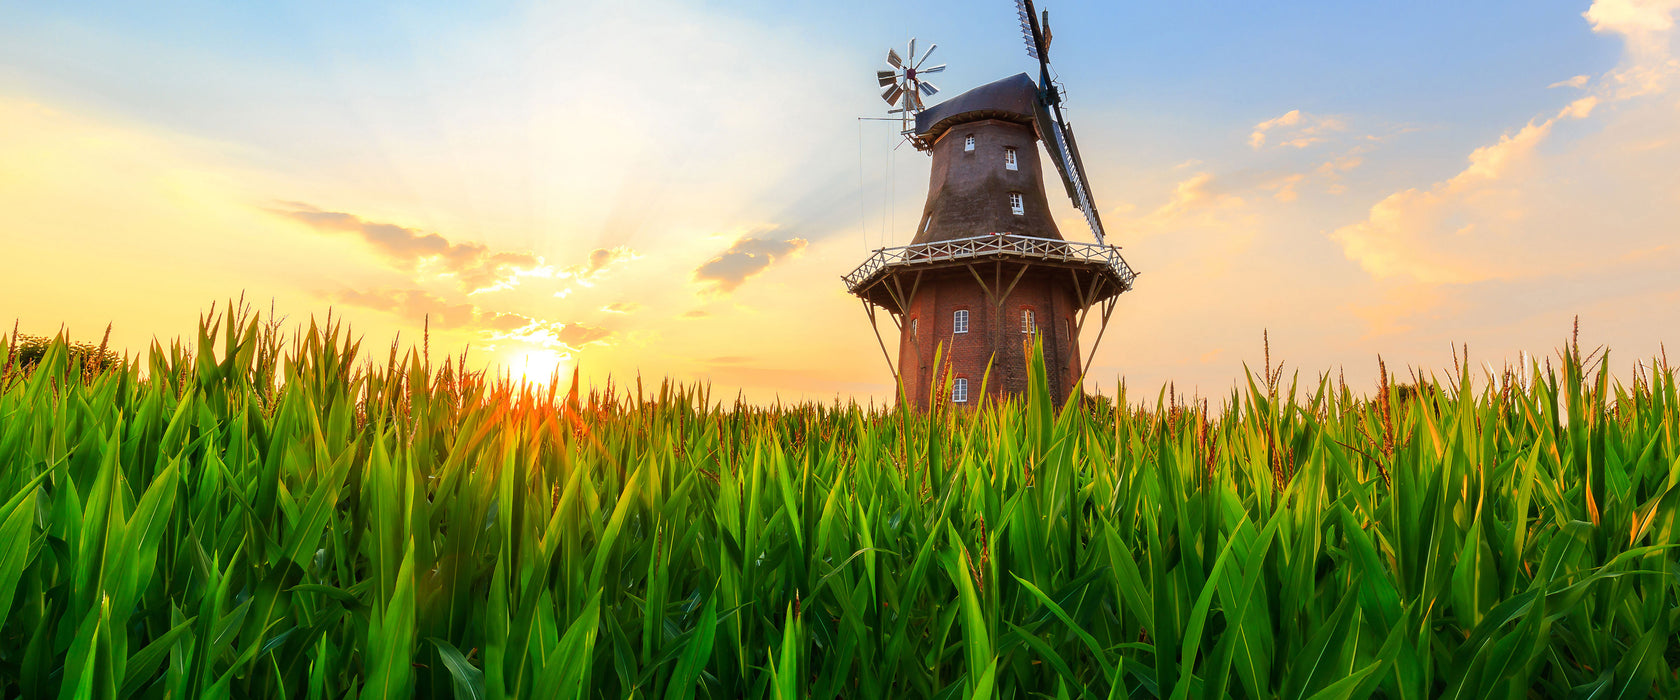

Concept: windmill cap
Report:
left=914, top=72, right=1040, bottom=147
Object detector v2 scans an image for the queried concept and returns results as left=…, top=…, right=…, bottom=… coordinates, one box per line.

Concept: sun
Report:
left=505, top=348, right=572, bottom=388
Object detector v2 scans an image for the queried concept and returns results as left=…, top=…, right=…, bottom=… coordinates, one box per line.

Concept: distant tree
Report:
left=4, top=332, right=121, bottom=376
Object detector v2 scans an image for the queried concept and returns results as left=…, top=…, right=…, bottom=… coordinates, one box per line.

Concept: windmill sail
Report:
left=1032, top=101, right=1105, bottom=244
left=1055, top=120, right=1106, bottom=244
left=1031, top=97, right=1074, bottom=198
left=1014, top=0, right=1108, bottom=244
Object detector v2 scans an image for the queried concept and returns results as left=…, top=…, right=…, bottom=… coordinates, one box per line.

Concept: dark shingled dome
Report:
left=913, top=72, right=1040, bottom=148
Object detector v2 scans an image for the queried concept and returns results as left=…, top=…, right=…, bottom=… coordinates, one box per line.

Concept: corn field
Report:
left=1, top=310, right=1677, bottom=699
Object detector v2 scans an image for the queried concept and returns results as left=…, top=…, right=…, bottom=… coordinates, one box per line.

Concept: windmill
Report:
left=844, top=2, right=1137, bottom=410
left=876, top=38, right=945, bottom=132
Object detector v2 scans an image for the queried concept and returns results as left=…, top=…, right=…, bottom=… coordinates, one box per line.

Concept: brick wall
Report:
left=896, top=267, right=1084, bottom=409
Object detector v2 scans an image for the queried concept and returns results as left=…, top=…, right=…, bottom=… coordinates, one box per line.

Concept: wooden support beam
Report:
left=1073, top=273, right=1106, bottom=339
left=861, top=300, right=899, bottom=383
left=906, top=270, right=925, bottom=312
left=965, top=264, right=999, bottom=306
left=994, top=263, right=1031, bottom=309
left=886, top=272, right=922, bottom=360
left=1080, top=297, right=1118, bottom=382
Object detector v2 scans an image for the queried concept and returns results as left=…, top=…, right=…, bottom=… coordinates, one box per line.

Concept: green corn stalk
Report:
left=0, top=314, right=1676, bottom=698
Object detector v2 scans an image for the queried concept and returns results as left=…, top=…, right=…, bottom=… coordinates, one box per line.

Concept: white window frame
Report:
left=952, top=377, right=969, bottom=403
left=1021, top=309, right=1035, bottom=334
left=964, top=135, right=975, bottom=152
left=911, top=317, right=918, bottom=340
left=953, top=309, right=969, bottom=334
left=1005, top=147, right=1018, bottom=171
left=1009, top=192, right=1024, bottom=216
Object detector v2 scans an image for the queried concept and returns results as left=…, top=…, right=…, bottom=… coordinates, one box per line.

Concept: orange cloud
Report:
left=329, top=288, right=479, bottom=328
left=561, top=247, right=639, bottom=285
left=1584, top=0, right=1680, bottom=97
left=1135, top=173, right=1247, bottom=231
left=1249, top=110, right=1345, bottom=149
left=484, top=318, right=613, bottom=351
left=275, top=202, right=555, bottom=294
left=1330, top=97, right=1599, bottom=285
left=693, top=235, right=808, bottom=293
left=1267, top=173, right=1306, bottom=203
left=1317, top=155, right=1364, bottom=176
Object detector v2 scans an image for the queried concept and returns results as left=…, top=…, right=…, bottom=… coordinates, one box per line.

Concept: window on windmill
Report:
left=953, top=309, right=969, bottom=334
left=1009, top=192, right=1025, bottom=216
left=952, top=377, right=969, bottom=403
left=1022, top=309, right=1036, bottom=334
left=1005, top=147, right=1018, bottom=171
left=911, top=317, right=918, bottom=340
left=964, top=135, right=975, bottom=152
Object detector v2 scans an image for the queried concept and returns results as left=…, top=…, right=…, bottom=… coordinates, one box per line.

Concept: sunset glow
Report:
left=3, top=1, right=1678, bottom=401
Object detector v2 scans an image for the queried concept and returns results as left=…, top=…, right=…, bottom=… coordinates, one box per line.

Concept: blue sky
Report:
left=2, top=1, right=1676, bottom=401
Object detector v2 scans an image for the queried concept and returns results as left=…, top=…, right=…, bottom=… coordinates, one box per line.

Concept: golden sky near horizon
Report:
left=2, top=0, right=1679, bottom=404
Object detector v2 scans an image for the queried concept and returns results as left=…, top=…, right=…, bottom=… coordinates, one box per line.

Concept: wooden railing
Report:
left=842, top=233, right=1137, bottom=292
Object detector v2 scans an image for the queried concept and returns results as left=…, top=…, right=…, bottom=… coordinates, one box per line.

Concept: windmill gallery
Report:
left=844, top=0, right=1137, bottom=409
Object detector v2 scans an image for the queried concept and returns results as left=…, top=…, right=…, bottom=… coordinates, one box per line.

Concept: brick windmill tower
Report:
left=844, top=0, right=1137, bottom=409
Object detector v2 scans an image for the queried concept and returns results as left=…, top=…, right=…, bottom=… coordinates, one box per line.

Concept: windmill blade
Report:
left=881, top=84, right=904, bottom=105
left=887, top=49, right=902, bottom=68
left=1032, top=97, right=1076, bottom=197
left=1052, top=119, right=1108, bottom=244
left=1014, top=0, right=1053, bottom=74
left=877, top=70, right=896, bottom=87
left=1016, top=0, right=1037, bottom=57
left=907, top=38, right=916, bottom=64
left=918, top=81, right=939, bottom=96
left=914, top=44, right=937, bottom=68
left=918, top=64, right=946, bottom=74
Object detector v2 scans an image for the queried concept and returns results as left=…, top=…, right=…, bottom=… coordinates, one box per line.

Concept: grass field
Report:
left=0, top=309, right=1676, bottom=699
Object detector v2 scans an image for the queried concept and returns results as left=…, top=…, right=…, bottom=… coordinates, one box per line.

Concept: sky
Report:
left=2, top=0, right=1678, bottom=404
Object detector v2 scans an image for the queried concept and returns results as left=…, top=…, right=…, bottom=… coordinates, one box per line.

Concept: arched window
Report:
left=1009, top=192, right=1025, bottom=216
left=964, top=135, right=975, bottom=152
left=952, top=377, right=969, bottom=403
left=1005, top=147, right=1018, bottom=171
left=910, top=317, right=918, bottom=340
left=953, top=309, right=969, bottom=334
left=1021, top=309, right=1036, bottom=334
